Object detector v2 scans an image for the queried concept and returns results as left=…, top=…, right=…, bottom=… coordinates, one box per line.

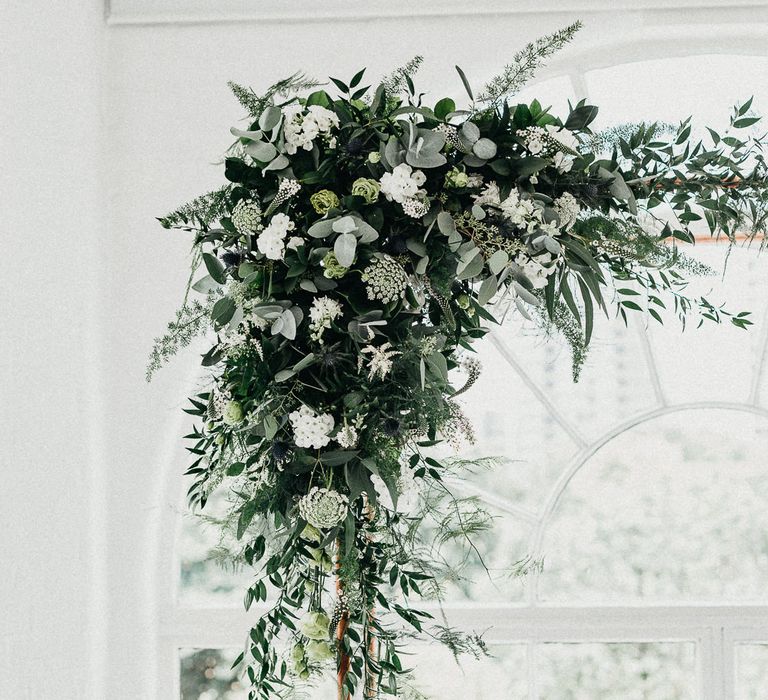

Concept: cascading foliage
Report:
left=150, top=22, right=767, bottom=699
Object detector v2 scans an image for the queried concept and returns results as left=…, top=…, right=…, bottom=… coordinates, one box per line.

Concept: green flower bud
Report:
left=305, top=640, right=335, bottom=663
left=300, top=611, right=331, bottom=640
left=222, top=401, right=244, bottom=426
left=291, top=643, right=306, bottom=663
left=214, top=434, right=225, bottom=445
left=310, top=189, right=340, bottom=215
left=367, top=151, right=381, bottom=164
left=457, top=294, right=470, bottom=310
left=322, top=251, right=349, bottom=279
left=444, top=166, right=469, bottom=189
left=351, top=177, right=380, bottom=204
left=301, top=523, right=322, bottom=542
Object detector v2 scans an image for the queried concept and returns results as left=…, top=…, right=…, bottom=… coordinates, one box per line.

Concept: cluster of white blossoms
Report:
left=515, top=251, right=556, bottom=289
left=335, top=423, right=359, bottom=449
left=283, top=105, right=340, bottom=155
left=289, top=405, right=335, bottom=450
left=474, top=182, right=546, bottom=234
left=517, top=125, right=579, bottom=173
left=308, top=296, right=343, bottom=343
left=256, top=213, right=295, bottom=260
left=360, top=255, right=409, bottom=303
left=554, top=192, right=581, bottom=230
left=231, top=198, right=262, bottom=235
left=380, top=163, right=428, bottom=217
left=298, top=487, right=349, bottom=529
left=360, top=341, right=401, bottom=380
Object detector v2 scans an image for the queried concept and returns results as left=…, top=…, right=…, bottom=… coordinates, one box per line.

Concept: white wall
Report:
left=0, top=1, right=105, bottom=698
left=2, top=2, right=768, bottom=698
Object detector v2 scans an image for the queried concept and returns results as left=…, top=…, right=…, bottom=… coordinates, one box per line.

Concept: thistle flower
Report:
left=298, top=487, right=349, bottom=529
left=230, top=198, right=262, bottom=235
left=361, top=255, right=408, bottom=304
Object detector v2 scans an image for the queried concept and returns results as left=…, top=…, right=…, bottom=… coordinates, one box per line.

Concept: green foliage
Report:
left=152, top=39, right=766, bottom=700
left=228, top=72, right=323, bottom=120
left=478, top=21, right=582, bottom=105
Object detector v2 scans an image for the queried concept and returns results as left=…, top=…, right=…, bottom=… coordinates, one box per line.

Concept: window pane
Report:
left=179, top=648, right=246, bottom=700
left=537, top=642, right=697, bottom=699
left=736, top=643, right=768, bottom=700
left=411, top=643, right=528, bottom=699
left=539, top=408, right=768, bottom=602
left=178, top=490, right=253, bottom=606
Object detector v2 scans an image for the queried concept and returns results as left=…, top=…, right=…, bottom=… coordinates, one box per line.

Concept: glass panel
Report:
left=736, top=643, right=768, bottom=700
left=536, top=642, right=697, bottom=699
left=178, top=489, right=254, bottom=607
left=179, top=648, right=246, bottom=700
left=412, top=643, right=528, bottom=699
left=646, top=246, right=768, bottom=406
left=456, top=336, right=582, bottom=512
left=539, top=408, right=768, bottom=602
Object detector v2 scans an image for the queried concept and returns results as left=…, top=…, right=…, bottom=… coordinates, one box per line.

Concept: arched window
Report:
left=159, top=46, right=768, bottom=700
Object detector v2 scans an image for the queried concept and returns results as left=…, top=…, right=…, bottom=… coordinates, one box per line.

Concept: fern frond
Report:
left=479, top=21, right=582, bottom=105
left=381, top=55, right=424, bottom=95
left=158, top=186, right=232, bottom=231
left=227, top=72, right=323, bottom=119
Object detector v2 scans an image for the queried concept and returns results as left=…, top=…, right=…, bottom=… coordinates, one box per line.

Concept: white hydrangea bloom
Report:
left=283, top=105, right=340, bottom=155
left=256, top=213, right=295, bottom=260
left=289, top=405, right=335, bottom=449
left=308, top=296, right=343, bottom=343
left=379, top=163, right=427, bottom=205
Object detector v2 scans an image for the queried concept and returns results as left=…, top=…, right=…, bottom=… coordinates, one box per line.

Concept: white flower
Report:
left=335, top=424, right=358, bottom=449
left=545, top=124, right=579, bottom=152
left=308, top=296, right=343, bottom=343
left=361, top=255, right=408, bottom=304
left=298, top=487, right=349, bottom=529
left=379, top=163, right=427, bottom=204
left=553, top=151, right=574, bottom=174
left=527, top=138, right=544, bottom=155
left=361, top=342, right=401, bottom=380
left=473, top=181, right=501, bottom=207
left=289, top=405, right=335, bottom=449
left=286, top=236, right=304, bottom=251
left=554, top=192, right=580, bottom=230
left=231, top=199, right=262, bottom=234
left=256, top=213, right=295, bottom=260
left=283, top=105, right=339, bottom=155
left=466, top=173, right=485, bottom=189
left=515, top=252, right=555, bottom=289
left=401, top=197, right=429, bottom=219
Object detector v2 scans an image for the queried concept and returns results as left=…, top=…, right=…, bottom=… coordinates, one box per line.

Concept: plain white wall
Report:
left=0, top=1, right=106, bottom=698
left=2, top=2, right=768, bottom=698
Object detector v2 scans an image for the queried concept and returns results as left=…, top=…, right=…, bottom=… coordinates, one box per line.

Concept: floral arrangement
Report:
left=150, top=22, right=766, bottom=700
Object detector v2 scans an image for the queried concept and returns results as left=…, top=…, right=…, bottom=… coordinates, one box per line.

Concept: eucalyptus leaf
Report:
left=334, top=233, right=357, bottom=268
left=488, top=250, right=509, bottom=275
